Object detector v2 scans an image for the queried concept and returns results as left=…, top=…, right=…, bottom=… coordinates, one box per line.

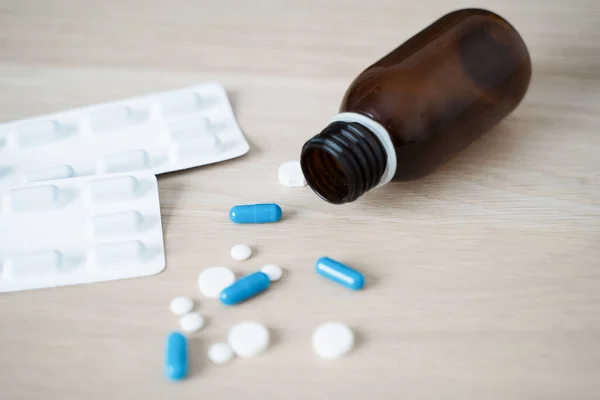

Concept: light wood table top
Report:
left=1, top=1, right=599, bottom=399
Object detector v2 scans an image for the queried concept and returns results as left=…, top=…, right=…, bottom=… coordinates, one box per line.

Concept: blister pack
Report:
left=0, top=171, right=165, bottom=292
left=0, top=82, right=249, bottom=192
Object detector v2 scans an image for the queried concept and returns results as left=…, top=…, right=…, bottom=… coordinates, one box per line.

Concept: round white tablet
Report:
left=228, top=321, right=270, bottom=358
left=312, top=322, right=354, bottom=360
left=230, top=244, right=252, bottom=261
left=169, top=296, right=194, bottom=315
left=278, top=160, right=307, bottom=188
left=208, top=342, right=235, bottom=365
left=179, top=312, right=205, bottom=333
left=260, top=264, right=283, bottom=282
left=198, top=266, right=236, bottom=298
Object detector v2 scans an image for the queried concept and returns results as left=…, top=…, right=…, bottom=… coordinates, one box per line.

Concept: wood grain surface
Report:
left=1, top=1, right=599, bottom=399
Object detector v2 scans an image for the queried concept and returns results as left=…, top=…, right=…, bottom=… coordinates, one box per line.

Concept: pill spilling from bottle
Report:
left=278, top=160, right=307, bottom=187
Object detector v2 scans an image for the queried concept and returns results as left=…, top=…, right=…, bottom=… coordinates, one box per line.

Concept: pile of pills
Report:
left=165, top=164, right=367, bottom=381
left=165, top=242, right=285, bottom=380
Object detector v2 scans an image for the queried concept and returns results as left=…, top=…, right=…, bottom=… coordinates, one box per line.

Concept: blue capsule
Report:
left=220, top=271, right=271, bottom=305
left=229, top=203, right=282, bottom=224
left=165, top=332, right=187, bottom=381
left=315, top=257, right=365, bottom=290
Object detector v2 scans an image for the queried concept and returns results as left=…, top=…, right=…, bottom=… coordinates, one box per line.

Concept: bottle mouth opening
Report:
left=300, top=121, right=387, bottom=205
left=300, top=146, right=350, bottom=204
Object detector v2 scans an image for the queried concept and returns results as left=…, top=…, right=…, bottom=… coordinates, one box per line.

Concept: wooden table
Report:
left=1, top=1, right=599, bottom=399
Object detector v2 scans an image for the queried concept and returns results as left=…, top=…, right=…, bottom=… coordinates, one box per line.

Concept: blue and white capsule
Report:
left=229, top=203, right=282, bottom=224
left=165, top=332, right=187, bottom=381
left=220, top=271, right=271, bottom=305
left=315, top=257, right=365, bottom=290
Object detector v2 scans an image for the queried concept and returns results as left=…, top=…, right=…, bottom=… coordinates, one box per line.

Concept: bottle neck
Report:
left=300, top=120, right=388, bottom=204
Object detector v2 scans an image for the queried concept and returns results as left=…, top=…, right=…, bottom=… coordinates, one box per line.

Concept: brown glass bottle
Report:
left=301, top=9, right=531, bottom=204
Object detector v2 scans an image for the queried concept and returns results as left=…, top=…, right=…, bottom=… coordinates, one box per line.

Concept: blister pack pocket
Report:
left=0, top=171, right=165, bottom=292
left=0, top=82, right=249, bottom=192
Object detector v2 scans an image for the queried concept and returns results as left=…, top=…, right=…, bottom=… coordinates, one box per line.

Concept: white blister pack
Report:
left=0, top=82, right=249, bottom=192
left=0, top=171, right=165, bottom=292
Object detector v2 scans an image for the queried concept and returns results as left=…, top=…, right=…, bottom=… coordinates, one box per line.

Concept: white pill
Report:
left=208, top=342, right=235, bottom=365
left=198, top=266, right=236, bottom=298
left=179, top=312, right=205, bottom=333
left=169, top=296, right=194, bottom=315
left=260, top=264, right=283, bottom=282
left=278, top=160, right=307, bottom=187
left=312, top=322, right=354, bottom=360
left=228, top=321, right=269, bottom=358
left=230, top=244, right=252, bottom=261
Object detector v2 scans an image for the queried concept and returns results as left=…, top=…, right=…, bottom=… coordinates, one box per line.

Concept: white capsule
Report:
left=230, top=244, right=252, bottom=261
left=179, top=313, right=205, bottom=333
left=169, top=296, right=194, bottom=315
left=312, top=322, right=354, bottom=360
left=260, top=264, right=283, bottom=282
left=208, top=343, right=235, bottom=365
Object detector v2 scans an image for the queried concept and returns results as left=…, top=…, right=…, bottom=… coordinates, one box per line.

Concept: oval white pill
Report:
left=260, top=264, right=283, bottom=282
left=278, top=160, right=307, bottom=187
left=198, top=266, right=236, bottom=298
left=312, top=322, right=354, bottom=360
left=230, top=244, right=252, bottom=261
left=228, top=321, right=269, bottom=358
left=169, top=296, right=194, bottom=315
left=208, top=342, right=235, bottom=365
left=179, top=312, right=205, bottom=333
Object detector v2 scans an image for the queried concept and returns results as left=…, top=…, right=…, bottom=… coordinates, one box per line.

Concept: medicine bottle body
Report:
left=301, top=9, right=531, bottom=204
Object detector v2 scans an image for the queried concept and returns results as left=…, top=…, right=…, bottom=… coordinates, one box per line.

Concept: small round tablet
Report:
left=312, top=322, right=354, bottom=360
left=169, top=296, right=194, bottom=315
left=278, top=160, right=307, bottom=187
left=228, top=321, right=270, bottom=358
left=230, top=244, right=252, bottom=261
left=179, top=312, right=205, bottom=333
left=208, top=342, right=235, bottom=365
left=260, top=264, right=283, bottom=282
left=198, top=266, right=236, bottom=298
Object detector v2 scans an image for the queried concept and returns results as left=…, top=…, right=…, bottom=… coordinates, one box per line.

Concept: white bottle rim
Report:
left=330, top=112, right=397, bottom=187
